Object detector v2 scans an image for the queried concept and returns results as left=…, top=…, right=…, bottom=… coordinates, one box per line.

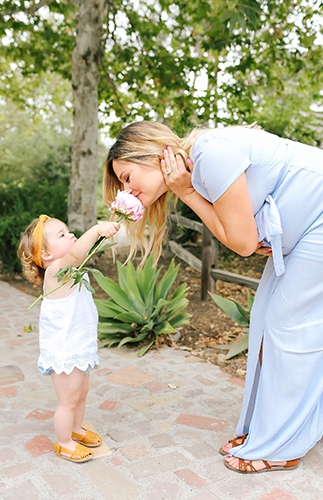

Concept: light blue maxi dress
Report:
left=191, top=127, right=323, bottom=461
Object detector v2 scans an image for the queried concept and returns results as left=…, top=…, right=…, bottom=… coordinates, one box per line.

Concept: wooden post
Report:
left=212, top=237, right=219, bottom=291
left=201, top=224, right=216, bottom=301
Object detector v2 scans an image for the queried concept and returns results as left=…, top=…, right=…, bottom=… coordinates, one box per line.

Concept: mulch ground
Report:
left=1, top=244, right=266, bottom=380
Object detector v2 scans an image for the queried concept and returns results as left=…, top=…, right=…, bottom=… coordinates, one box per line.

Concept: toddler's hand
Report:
left=255, top=241, right=272, bottom=256
left=97, top=221, right=120, bottom=239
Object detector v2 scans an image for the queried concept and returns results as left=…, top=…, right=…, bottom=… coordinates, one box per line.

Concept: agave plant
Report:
left=209, top=290, right=254, bottom=359
left=92, top=254, right=190, bottom=356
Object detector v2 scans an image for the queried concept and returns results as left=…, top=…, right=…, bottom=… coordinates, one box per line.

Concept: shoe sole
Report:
left=56, top=453, right=93, bottom=463
left=72, top=438, right=102, bottom=448
left=224, top=459, right=299, bottom=474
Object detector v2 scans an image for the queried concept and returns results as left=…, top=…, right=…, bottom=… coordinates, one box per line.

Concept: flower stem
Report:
left=28, top=272, right=74, bottom=310
left=28, top=237, right=115, bottom=309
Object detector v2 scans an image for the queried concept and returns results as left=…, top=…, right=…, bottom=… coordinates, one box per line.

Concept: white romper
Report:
left=38, top=273, right=99, bottom=375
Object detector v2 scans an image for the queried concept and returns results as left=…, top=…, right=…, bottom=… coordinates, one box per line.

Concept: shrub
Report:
left=209, top=290, right=254, bottom=359
left=93, top=254, right=190, bottom=356
left=0, top=176, right=69, bottom=274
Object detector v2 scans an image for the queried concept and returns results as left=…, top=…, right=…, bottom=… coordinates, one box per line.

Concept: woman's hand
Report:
left=160, top=146, right=195, bottom=200
left=255, top=241, right=272, bottom=256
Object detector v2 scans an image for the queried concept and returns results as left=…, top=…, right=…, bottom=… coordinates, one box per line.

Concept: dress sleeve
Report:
left=191, top=133, right=251, bottom=203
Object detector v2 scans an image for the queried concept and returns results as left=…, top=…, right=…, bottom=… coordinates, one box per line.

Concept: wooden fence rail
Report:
left=168, top=214, right=260, bottom=301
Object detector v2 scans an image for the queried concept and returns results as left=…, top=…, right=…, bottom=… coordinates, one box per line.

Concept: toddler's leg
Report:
left=71, top=373, right=102, bottom=447
left=51, top=368, right=85, bottom=451
left=72, top=373, right=89, bottom=435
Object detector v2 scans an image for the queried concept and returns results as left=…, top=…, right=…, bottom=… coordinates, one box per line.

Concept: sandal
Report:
left=219, top=434, right=248, bottom=456
left=224, top=456, right=299, bottom=474
left=54, top=442, right=94, bottom=462
left=72, top=427, right=102, bottom=448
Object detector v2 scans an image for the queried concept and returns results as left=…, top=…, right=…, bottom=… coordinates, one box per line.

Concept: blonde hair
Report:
left=104, top=121, right=208, bottom=264
left=104, top=120, right=257, bottom=264
left=18, top=217, right=51, bottom=284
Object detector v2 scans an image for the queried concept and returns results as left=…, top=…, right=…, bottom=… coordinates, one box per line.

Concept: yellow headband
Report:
left=32, top=214, right=51, bottom=268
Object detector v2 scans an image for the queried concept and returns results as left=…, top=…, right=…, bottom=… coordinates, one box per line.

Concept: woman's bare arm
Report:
left=161, top=148, right=258, bottom=257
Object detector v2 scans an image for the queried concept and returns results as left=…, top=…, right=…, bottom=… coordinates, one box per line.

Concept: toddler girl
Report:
left=18, top=215, right=120, bottom=462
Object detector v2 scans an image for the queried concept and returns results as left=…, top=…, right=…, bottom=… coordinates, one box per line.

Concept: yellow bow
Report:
left=33, top=214, right=51, bottom=267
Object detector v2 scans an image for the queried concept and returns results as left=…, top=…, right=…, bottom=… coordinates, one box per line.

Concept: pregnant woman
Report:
left=103, top=121, right=323, bottom=473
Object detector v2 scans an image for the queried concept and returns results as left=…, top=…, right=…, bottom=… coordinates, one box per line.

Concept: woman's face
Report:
left=113, top=160, right=168, bottom=207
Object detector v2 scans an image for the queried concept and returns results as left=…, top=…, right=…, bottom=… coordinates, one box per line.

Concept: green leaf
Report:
left=126, top=260, right=145, bottom=306
left=211, top=344, right=232, bottom=351
left=234, top=300, right=250, bottom=322
left=94, top=256, right=190, bottom=357
left=170, top=282, right=189, bottom=300
left=88, top=236, right=105, bottom=255
left=154, top=321, right=175, bottom=335
left=117, top=261, right=128, bottom=292
left=81, top=277, right=96, bottom=294
left=150, top=298, right=169, bottom=321
left=142, top=253, right=155, bottom=290
left=72, top=272, right=83, bottom=286
left=140, top=319, right=154, bottom=333
left=118, top=332, right=148, bottom=348
left=161, top=297, right=189, bottom=322
left=247, top=291, right=254, bottom=312
left=169, top=313, right=191, bottom=328
left=94, top=299, right=126, bottom=318
left=209, top=293, right=249, bottom=325
left=98, top=338, right=121, bottom=348
left=88, top=268, right=104, bottom=277
left=93, top=273, right=144, bottom=314
left=115, top=311, right=146, bottom=324
left=141, top=254, right=160, bottom=309
left=135, top=267, right=144, bottom=300
left=155, top=260, right=179, bottom=302
left=225, top=332, right=249, bottom=359
left=98, top=322, right=137, bottom=333
left=145, top=287, right=157, bottom=318
left=138, top=337, right=156, bottom=357
left=54, top=265, right=72, bottom=282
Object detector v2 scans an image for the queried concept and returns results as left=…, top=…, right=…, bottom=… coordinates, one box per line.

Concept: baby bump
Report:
left=274, top=167, right=323, bottom=254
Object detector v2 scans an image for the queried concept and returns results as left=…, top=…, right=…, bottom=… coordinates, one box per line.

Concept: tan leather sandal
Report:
left=54, top=442, right=94, bottom=462
left=72, top=427, right=102, bottom=448
left=219, top=434, right=248, bottom=455
left=224, top=456, right=299, bottom=474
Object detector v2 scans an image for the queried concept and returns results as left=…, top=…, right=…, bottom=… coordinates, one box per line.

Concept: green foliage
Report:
left=0, top=1, right=76, bottom=84
left=29, top=238, right=115, bottom=309
left=0, top=173, right=70, bottom=274
left=0, top=75, right=72, bottom=274
left=2, top=0, right=323, bottom=141
left=219, top=0, right=323, bottom=142
left=93, top=254, right=190, bottom=356
left=0, top=75, right=72, bottom=182
left=209, top=290, right=254, bottom=359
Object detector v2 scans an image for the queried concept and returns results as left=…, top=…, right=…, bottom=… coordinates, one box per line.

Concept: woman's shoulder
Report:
left=192, top=126, right=281, bottom=159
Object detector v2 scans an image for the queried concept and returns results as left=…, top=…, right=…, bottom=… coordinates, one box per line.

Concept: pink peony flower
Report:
left=110, top=190, right=145, bottom=223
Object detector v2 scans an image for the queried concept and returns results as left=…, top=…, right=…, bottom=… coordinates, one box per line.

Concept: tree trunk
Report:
left=68, top=0, right=106, bottom=232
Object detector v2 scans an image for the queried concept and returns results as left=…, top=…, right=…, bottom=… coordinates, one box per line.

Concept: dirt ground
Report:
left=1, top=245, right=266, bottom=380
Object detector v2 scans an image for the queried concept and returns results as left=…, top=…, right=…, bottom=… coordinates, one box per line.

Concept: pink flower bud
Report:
left=110, top=190, right=145, bottom=223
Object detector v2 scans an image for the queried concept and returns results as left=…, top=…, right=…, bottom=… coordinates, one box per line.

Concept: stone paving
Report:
left=0, top=279, right=322, bottom=500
